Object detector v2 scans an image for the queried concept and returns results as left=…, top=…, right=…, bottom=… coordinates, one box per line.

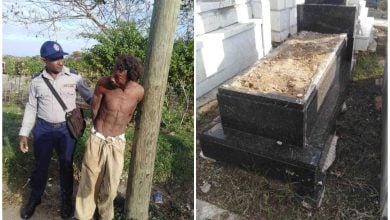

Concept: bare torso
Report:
left=93, top=77, right=144, bottom=137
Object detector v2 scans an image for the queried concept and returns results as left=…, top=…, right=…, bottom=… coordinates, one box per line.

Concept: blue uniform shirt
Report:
left=19, top=66, right=93, bottom=137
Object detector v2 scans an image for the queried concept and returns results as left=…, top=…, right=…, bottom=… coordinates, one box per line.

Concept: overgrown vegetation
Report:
left=3, top=55, right=43, bottom=75
left=353, top=52, right=385, bottom=81
left=81, top=21, right=147, bottom=80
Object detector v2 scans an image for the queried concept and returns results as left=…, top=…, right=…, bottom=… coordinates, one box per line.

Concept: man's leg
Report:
left=57, top=125, right=76, bottom=200
left=97, top=139, right=126, bottom=220
left=55, top=125, right=76, bottom=218
left=21, top=120, right=54, bottom=219
left=30, top=121, right=55, bottom=201
left=75, top=135, right=105, bottom=220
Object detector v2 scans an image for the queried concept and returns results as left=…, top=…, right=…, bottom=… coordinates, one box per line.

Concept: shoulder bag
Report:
left=42, top=76, right=86, bottom=139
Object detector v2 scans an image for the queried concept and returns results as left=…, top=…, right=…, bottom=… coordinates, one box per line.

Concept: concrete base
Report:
left=200, top=123, right=336, bottom=206
left=196, top=200, right=245, bottom=220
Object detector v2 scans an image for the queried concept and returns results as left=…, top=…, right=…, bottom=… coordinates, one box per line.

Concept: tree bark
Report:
left=125, top=0, right=181, bottom=219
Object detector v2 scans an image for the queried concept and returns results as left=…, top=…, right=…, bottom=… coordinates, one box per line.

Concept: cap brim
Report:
left=45, top=51, right=69, bottom=59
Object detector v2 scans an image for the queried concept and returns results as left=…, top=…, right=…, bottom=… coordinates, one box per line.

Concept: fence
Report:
left=3, top=75, right=90, bottom=109
left=2, top=75, right=30, bottom=106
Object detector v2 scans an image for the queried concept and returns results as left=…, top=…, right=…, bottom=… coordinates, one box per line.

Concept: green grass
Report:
left=2, top=105, right=34, bottom=193
left=155, top=101, right=193, bottom=183
left=153, top=130, right=194, bottom=183
left=353, top=52, right=385, bottom=81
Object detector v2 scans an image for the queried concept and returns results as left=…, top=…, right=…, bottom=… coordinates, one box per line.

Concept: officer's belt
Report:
left=37, top=118, right=66, bottom=128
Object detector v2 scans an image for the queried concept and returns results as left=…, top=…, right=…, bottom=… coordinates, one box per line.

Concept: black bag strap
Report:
left=42, top=75, right=68, bottom=111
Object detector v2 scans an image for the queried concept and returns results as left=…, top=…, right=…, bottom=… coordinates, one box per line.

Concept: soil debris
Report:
left=231, top=31, right=345, bottom=97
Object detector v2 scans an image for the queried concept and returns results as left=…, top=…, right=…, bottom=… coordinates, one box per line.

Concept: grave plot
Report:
left=219, top=31, right=347, bottom=146
left=200, top=31, right=349, bottom=206
left=199, top=3, right=357, bottom=207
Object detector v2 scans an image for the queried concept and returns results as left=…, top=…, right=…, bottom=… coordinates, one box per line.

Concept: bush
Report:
left=169, top=38, right=194, bottom=96
left=81, top=21, right=147, bottom=79
left=3, top=56, right=43, bottom=76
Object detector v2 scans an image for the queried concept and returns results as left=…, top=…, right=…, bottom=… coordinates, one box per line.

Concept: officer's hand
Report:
left=19, top=136, right=29, bottom=153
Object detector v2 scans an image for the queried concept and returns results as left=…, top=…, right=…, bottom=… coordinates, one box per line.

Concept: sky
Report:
left=1, top=0, right=188, bottom=57
left=2, top=1, right=97, bottom=57
left=3, top=22, right=97, bottom=57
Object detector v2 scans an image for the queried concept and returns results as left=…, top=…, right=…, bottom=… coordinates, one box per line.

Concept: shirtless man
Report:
left=74, top=54, right=144, bottom=220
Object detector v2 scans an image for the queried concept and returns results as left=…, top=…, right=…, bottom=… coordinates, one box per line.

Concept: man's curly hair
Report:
left=113, top=54, right=144, bottom=81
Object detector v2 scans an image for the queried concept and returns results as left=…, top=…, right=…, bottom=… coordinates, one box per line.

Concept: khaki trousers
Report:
left=75, top=133, right=126, bottom=220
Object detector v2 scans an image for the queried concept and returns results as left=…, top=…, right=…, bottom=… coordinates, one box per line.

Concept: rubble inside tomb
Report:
left=231, top=31, right=346, bottom=97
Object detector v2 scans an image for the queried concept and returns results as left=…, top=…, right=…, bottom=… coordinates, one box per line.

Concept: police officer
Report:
left=19, top=41, right=93, bottom=219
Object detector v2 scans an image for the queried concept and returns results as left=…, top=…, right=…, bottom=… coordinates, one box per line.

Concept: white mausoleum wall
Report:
left=196, top=0, right=272, bottom=98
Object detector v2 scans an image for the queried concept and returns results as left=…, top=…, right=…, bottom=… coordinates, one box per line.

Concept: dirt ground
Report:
left=196, top=34, right=386, bottom=220
left=230, top=31, right=345, bottom=98
left=3, top=151, right=193, bottom=220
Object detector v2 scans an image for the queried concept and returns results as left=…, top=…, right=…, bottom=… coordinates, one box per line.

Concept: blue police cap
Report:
left=40, top=41, right=69, bottom=59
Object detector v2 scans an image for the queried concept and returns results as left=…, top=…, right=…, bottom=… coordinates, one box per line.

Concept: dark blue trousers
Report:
left=30, top=118, right=76, bottom=201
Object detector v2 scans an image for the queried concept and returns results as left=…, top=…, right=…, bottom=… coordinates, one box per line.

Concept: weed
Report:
left=2, top=106, right=34, bottom=195
left=149, top=204, right=167, bottom=220
left=353, top=52, right=385, bottom=81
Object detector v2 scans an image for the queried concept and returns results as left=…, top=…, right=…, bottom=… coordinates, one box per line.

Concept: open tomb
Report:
left=199, top=3, right=357, bottom=206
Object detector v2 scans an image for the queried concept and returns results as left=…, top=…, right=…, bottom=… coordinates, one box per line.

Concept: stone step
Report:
left=195, top=0, right=253, bottom=36
left=196, top=200, right=246, bottom=220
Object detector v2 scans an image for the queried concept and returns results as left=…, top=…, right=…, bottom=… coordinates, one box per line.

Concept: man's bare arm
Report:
left=138, top=86, right=145, bottom=102
left=91, top=79, right=106, bottom=122
left=126, top=84, right=144, bottom=126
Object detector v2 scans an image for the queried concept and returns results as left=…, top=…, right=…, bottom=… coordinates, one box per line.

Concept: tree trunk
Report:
left=125, top=0, right=181, bottom=219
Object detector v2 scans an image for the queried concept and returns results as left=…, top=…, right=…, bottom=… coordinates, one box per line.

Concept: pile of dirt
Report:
left=230, top=31, right=345, bottom=97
